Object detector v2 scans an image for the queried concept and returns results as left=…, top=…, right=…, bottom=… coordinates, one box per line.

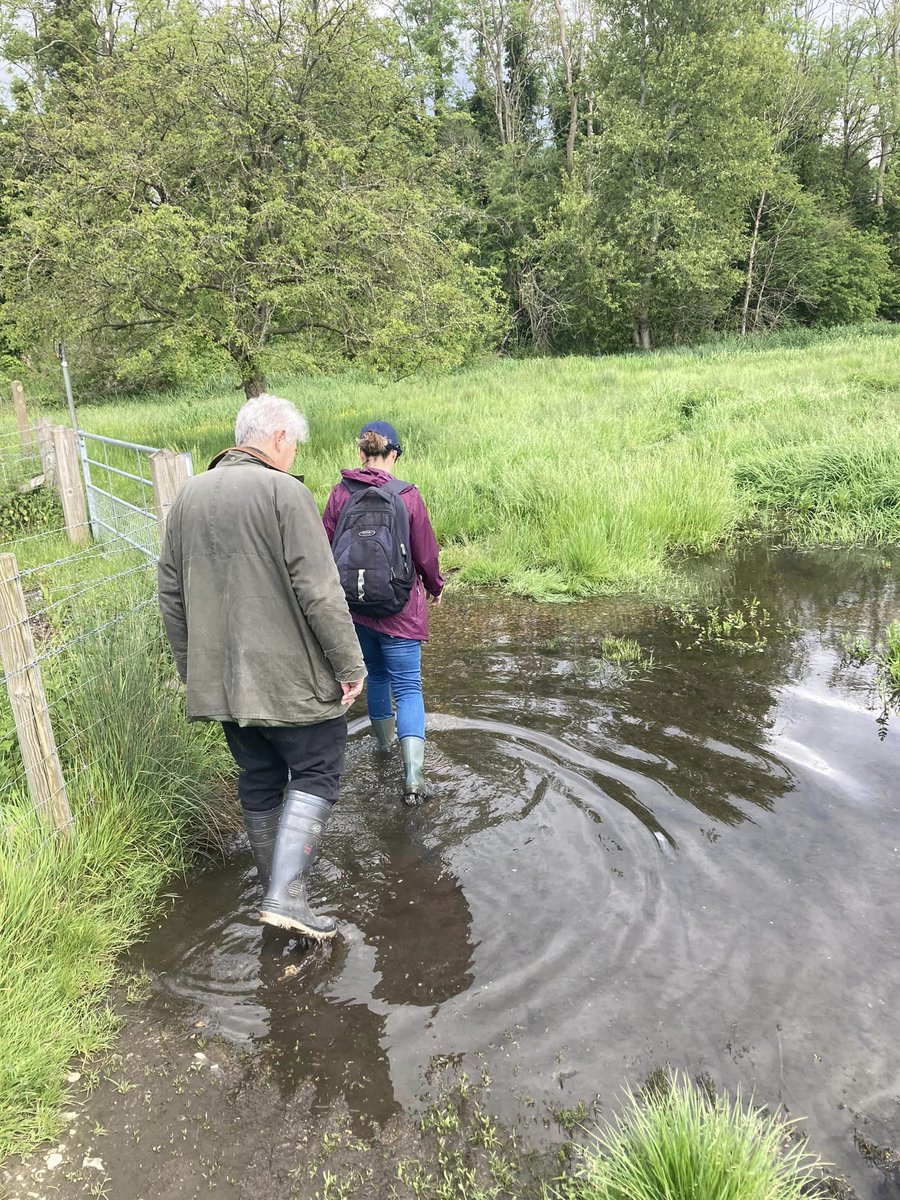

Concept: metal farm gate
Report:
left=77, top=432, right=194, bottom=558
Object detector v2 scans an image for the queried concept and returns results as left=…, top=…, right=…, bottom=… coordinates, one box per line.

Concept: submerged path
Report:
left=5, top=544, right=900, bottom=1199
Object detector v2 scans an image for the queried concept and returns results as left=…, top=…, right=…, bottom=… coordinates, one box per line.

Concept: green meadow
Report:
left=67, top=323, right=900, bottom=599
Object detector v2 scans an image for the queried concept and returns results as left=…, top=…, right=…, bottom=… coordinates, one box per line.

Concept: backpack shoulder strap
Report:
left=380, top=477, right=413, bottom=495
left=342, top=477, right=373, bottom=494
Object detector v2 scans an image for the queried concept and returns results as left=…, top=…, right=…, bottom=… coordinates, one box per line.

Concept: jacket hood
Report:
left=340, top=467, right=411, bottom=490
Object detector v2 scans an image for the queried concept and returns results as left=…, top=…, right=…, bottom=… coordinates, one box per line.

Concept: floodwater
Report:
left=138, top=544, right=900, bottom=1198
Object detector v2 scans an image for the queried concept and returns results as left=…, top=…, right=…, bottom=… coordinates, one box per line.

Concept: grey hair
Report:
left=234, top=394, right=309, bottom=447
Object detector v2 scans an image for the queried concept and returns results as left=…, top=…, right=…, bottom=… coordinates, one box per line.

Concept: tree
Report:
left=2, top=0, right=498, bottom=394
left=460, top=0, right=543, bottom=145
left=530, top=0, right=777, bottom=352
left=390, top=0, right=461, bottom=114
left=737, top=168, right=889, bottom=331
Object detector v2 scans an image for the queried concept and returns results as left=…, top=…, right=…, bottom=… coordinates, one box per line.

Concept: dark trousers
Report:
left=221, top=716, right=347, bottom=812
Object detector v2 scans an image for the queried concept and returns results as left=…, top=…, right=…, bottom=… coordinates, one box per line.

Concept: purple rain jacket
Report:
left=323, top=467, right=444, bottom=642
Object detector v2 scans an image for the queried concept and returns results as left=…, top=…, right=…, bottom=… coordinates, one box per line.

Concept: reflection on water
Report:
left=139, top=545, right=900, bottom=1197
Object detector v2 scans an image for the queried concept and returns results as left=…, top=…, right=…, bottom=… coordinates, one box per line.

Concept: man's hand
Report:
left=340, top=678, right=365, bottom=706
left=430, top=591, right=444, bottom=607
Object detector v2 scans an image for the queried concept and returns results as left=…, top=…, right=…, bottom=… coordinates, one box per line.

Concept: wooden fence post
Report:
left=52, top=426, right=90, bottom=545
left=11, top=381, right=35, bottom=454
left=0, top=552, right=72, bottom=838
left=34, top=418, right=57, bottom=488
left=149, top=450, right=190, bottom=540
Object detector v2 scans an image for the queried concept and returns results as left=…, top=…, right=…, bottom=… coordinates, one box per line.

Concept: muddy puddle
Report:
left=9, top=543, right=900, bottom=1199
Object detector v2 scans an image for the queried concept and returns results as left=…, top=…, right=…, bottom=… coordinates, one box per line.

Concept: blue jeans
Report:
left=354, top=626, right=425, bottom=741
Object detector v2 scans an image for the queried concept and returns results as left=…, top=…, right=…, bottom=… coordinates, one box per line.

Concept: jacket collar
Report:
left=207, top=445, right=304, bottom=482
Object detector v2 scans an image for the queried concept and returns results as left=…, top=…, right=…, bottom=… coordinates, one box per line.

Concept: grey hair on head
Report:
left=234, top=394, right=309, bottom=448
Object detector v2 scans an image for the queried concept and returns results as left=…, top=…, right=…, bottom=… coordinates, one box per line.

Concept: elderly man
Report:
left=157, top=394, right=366, bottom=940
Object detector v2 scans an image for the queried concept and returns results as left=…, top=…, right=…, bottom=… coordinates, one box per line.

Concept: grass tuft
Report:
left=554, top=1072, right=827, bottom=1200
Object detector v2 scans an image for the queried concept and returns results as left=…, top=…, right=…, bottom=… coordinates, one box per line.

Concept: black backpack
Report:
left=331, top=478, right=415, bottom=617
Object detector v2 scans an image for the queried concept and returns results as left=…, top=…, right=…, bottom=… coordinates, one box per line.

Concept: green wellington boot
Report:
left=371, top=716, right=396, bottom=752
left=400, top=737, right=429, bottom=806
left=258, top=790, right=337, bottom=939
left=242, top=803, right=283, bottom=891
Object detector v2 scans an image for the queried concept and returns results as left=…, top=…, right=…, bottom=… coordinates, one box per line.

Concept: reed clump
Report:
left=555, top=1071, right=827, bottom=1200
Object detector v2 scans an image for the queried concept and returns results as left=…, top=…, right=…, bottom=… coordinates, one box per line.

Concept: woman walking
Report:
left=323, top=421, right=444, bottom=803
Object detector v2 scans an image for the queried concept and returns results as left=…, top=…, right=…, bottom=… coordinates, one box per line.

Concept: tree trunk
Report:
left=554, top=0, right=577, bottom=175
left=741, top=191, right=766, bottom=335
left=635, top=201, right=661, bottom=353
left=633, top=314, right=652, bottom=350
left=876, top=135, right=890, bottom=207
left=242, top=375, right=266, bottom=399
left=237, top=360, right=267, bottom=399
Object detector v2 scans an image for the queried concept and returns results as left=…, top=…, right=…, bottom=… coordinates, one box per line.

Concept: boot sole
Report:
left=258, top=910, right=337, bottom=939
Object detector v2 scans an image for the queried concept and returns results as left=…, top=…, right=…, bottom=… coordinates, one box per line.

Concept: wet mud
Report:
left=4, top=544, right=900, bottom=1199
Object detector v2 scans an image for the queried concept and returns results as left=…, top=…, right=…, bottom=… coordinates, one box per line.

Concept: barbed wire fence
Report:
left=0, top=545, right=161, bottom=854
left=0, top=381, right=193, bottom=861
left=0, top=424, right=44, bottom=497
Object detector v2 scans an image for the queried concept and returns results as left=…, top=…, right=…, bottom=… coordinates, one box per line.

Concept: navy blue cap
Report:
left=359, top=420, right=402, bottom=456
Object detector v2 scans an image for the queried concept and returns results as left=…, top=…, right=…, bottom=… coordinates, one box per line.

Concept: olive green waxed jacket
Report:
left=157, top=448, right=365, bottom=727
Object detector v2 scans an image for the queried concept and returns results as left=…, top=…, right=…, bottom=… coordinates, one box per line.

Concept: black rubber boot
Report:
left=258, top=790, right=337, bottom=939
left=242, top=802, right=283, bottom=891
left=371, top=717, right=396, bottom=752
left=400, top=737, right=429, bottom=805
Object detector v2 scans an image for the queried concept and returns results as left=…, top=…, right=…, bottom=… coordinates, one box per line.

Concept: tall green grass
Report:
left=556, top=1073, right=826, bottom=1200
left=0, top=553, right=233, bottom=1157
left=53, top=322, right=900, bottom=598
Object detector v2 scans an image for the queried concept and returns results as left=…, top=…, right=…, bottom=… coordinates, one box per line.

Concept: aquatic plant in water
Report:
left=598, top=637, right=649, bottom=666
left=840, top=619, right=900, bottom=738
left=553, top=1072, right=827, bottom=1200
left=671, top=596, right=776, bottom=653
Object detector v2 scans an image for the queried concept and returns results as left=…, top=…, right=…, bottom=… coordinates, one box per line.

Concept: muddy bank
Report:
left=1, top=984, right=558, bottom=1199
left=5, top=543, right=900, bottom=1198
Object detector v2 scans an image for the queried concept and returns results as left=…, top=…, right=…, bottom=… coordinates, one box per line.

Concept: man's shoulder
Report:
left=271, top=471, right=313, bottom=500
left=184, top=461, right=313, bottom=516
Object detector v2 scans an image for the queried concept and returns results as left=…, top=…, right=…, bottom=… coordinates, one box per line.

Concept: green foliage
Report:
left=2, top=0, right=900, bottom=380
left=598, top=638, right=648, bottom=667
left=881, top=620, right=900, bottom=690
left=0, top=484, right=62, bottom=540
left=554, top=1072, right=826, bottom=1200
left=530, top=0, right=778, bottom=351
left=736, top=442, right=900, bottom=542
left=839, top=632, right=872, bottom=666
left=395, top=1068, right=525, bottom=1200
left=303, top=1062, right=530, bottom=1200
left=801, top=218, right=890, bottom=328
left=2, top=0, right=499, bottom=395
left=739, top=170, right=891, bottom=334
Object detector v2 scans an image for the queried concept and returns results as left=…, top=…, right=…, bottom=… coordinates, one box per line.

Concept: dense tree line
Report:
left=0, top=0, right=898, bottom=394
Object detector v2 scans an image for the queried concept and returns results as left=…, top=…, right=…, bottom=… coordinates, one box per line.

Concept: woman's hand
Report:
left=430, top=591, right=443, bottom=607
